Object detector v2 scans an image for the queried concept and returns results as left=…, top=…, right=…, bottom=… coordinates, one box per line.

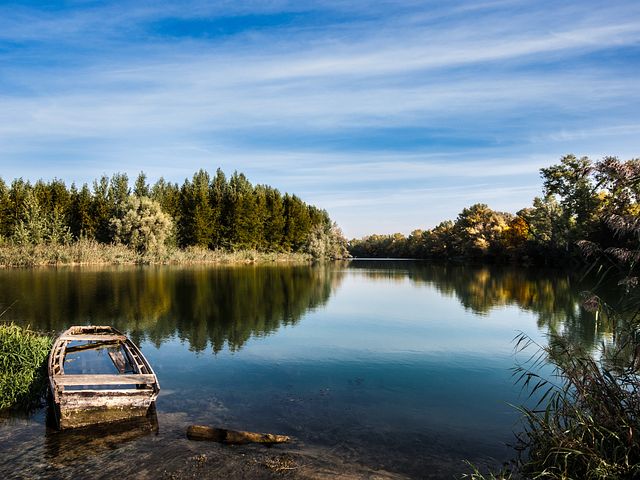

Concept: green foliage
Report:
left=133, top=171, right=150, bottom=198
left=466, top=166, right=640, bottom=479
left=0, top=168, right=339, bottom=259
left=12, top=190, right=71, bottom=245
left=0, top=323, right=52, bottom=410
left=111, top=196, right=173, bottom=254
left=305, top=222, right=349, bottom=260
left=179, top=169, right=215, bottom=248
left=454, top=203, right=512, bottom=257
left=349, top=154, right=639, bottom=265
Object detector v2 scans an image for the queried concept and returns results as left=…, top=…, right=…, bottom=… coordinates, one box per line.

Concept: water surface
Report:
left=0, top=261, right=601, bottom=478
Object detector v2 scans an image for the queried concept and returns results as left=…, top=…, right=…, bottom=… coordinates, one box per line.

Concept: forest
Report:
left=0, top=168, right=348, bottom=261
left=349, top=155, right=640, bottom=265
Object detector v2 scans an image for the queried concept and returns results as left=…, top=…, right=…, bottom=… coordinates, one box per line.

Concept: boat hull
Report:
left=48, top=325, right=160, bottom=430
left=56, top=390, right=155, bottom=429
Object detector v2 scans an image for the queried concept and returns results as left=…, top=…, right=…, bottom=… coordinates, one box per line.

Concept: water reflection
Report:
left=0, top=261, right=611, bottom=351
left=0, top=264, right=344, bottom=353
left=0, top=261, right=617, bottom=479
left=348, top=260, right=608, bottom=349
left=44, top=408, right=158, bottom=468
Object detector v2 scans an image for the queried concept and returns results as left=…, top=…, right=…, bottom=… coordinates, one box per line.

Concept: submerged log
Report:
left=187, top=425, right=290, bottom=445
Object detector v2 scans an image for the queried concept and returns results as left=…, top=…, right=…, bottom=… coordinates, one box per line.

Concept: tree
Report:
left=263, top=187, right=285, bottom=250
left=519, top=195, right=567, bottom=250
left=133, top=171, right=150, bottom=198
left=453, top=203, right=511, bottom=257
left=540, top=155, right=600, bottom=241
left=12, top=190, right=46, bottom=245
left=226, top=172, right=258, bottom=250
left=111, top=196, right=173, bottom=254
left=108, top=173, right=130, bottom=217
left=0, top=178, right=10, bottom=238
left=69, top=183, right=95, bottom=239
left=305, top=222, right=349, bottom=260
left=593, top=156, right=640, bottom=215
left=179, top=170, right=214, bottom=248
left=283, top=194, right=311, bottom=251
left=92, top=175, right=112, bottom=243
left=209, top=169, right=227, bottom=248
left=151, top=177, right=181, bottom=219
left=13, top=190, right=71, bottom=245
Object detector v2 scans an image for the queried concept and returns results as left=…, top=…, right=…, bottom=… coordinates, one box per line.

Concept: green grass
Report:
left=0, top=323, right=52, bottom=410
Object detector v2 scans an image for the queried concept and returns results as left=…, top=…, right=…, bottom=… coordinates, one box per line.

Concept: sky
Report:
left=0, top=1, right=639, bottom=238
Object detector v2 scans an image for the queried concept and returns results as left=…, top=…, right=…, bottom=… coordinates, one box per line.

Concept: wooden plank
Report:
left=62, top=389, right=154, bottom=395
left=66, top=341, right=121, bottom=354
left=108, top=350, right=128, bottom=373
left=53, top=374, right=156, bottom=386
left=59, top=334, right=127, bottom=342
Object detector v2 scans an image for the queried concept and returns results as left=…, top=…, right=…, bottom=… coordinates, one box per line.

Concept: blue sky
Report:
left=0, top=1, right=639, bottom=237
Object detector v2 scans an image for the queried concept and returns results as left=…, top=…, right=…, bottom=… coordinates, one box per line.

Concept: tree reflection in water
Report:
left=0, top=264, right=344, bottom=353
left=0, top=261, right=615, bottom=353
left=348, top=260, right=615, bottom=350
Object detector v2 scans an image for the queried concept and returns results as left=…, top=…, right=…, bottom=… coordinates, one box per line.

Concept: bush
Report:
left=111, top=196, right=173, bottom=254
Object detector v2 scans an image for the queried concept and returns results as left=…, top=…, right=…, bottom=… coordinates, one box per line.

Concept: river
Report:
left=0, top=260, right=603, bottom=479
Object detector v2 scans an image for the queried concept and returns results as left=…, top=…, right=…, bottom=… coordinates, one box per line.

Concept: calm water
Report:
left=0, top=261, right=602, bottom=478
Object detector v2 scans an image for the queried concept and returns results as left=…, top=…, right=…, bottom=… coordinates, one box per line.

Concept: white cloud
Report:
left=0, top=1, right=638, bottom=235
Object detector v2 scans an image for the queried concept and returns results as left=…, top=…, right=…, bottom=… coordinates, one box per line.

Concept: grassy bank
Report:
left=0, top=323, right=51, bottom=410
left=0, top=239, right=313, bottom=268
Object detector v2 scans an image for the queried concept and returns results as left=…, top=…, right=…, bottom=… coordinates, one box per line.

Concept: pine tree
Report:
left=179, top=170, right=214, bottom=248
left=69, top=183, right=95, bottom=239
left=227, top=172, right=258, bottom=250
left=92, top=175, right=112, bottom=243
left=263, top=187, right=285, bottom=250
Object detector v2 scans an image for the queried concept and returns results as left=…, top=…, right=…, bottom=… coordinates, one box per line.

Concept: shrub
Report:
left=111, top=196, right=173, bottom=254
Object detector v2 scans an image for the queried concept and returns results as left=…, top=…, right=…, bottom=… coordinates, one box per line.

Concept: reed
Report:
left=0, top=323, right=52, bottom=410
left=0, top=239, right=312, bottom=268
left=463, top=328, right=640, bottom=480
left=508, top=332, right=638, bottom=479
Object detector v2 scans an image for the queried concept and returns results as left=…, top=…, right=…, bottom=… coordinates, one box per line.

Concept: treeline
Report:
left=349, top=155, right=639, bottom=265
left=0, top=169, right=348, bottom=259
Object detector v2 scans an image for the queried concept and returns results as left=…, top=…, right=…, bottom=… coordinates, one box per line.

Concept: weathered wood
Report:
left=53, top=373, right=156, bottom=386
left=59, top=334, right=127, bottom=342
left=108, top=349, right=128, bottom=373
left=49, top=325, right=160, bottom=430
left=187, top=425, right=291, bottom=445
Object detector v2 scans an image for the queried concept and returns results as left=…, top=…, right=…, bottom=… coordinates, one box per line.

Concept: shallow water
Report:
left=0, top=260, right=603, bottom=478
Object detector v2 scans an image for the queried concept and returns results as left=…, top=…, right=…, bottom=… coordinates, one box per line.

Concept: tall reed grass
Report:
left=463, top=209, right=640, bottom=479
left=0, top=239, right=312, bottom=267
left=0, top=323, right=51, bottom=410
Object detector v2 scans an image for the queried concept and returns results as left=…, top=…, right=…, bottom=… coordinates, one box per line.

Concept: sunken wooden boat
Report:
left=48, top=325, right=160, bottom=430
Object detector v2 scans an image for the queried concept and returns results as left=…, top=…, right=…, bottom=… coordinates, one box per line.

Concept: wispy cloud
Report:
left=0, top=0, right=638, bottom=236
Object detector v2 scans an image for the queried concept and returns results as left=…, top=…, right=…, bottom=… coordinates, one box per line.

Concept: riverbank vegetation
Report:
left=350, top=155, right=639, bottom=266
left=464, top=164, right=640, bottom=479
left=0, top=323, right=51, bottom=410
left=0, top=168, right=348, bottom=267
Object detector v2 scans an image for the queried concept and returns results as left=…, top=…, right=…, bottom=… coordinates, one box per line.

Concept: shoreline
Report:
left=0, top=240, right=316, bottom=268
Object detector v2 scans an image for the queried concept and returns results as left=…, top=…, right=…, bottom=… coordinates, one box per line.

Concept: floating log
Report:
left=187, top=425, right=290, bottom=445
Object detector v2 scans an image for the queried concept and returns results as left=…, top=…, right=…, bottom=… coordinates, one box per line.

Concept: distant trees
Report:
left=0, top=168, right=347, bottom=259
left=349, top=155, right=640, bottom=265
